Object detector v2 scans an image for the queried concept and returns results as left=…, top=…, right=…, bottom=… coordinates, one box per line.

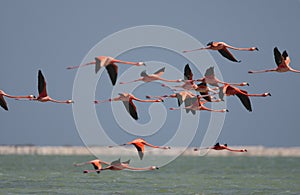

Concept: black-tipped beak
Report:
left=255, top=48, right=259, bottom=51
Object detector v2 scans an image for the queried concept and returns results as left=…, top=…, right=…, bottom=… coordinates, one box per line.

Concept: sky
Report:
left=1, top=0, right=300, bottom=147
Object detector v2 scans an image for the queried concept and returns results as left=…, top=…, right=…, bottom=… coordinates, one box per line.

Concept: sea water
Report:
left=0, top=155, right=299, bottom=195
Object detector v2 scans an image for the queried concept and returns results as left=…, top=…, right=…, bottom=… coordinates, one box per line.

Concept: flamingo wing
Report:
left=0, top=96, right=8, bottom=111
left=153, top=67, right=165, bottom=76
left=122, top=100, right=138, bottom=120
left=218, top=48, right=240, bottom=62
left=204, top=67, right=214, bottom=77
left=197, top=83, right=212, bottom=102
left=184, top=98, right=196, bottom=114
left=273, top=47, right=283, bottom=66
left=105, top=63, right=118, bottom=85
left=133, top=143, right=145, bottom=160
left=235, top=92, right=252, bottom=112
left=175, top=93, right=183, bottom=106
left=91, top=162, right=101, bottom=174
left=95, top=57, right=101, bottom=73
left=140, top=70, right=148, bottom=77
left=111, top=158, right=121, bottom=165
left=184, top=64, right=193, bottom=80
left=38, top=70, right=47, bottom=97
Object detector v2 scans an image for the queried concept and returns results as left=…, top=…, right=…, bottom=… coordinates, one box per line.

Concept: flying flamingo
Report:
left=0, top=90, right=34, bottom=111
left=74, top=159, right=110, bottom=174
left=183, top=41, right=258, bottom=62
left=83, top=158, right=158, bottom=173
left=146, top=91, right=216, bottom=114
left=109, top=138, right=171, bottom=160
left=161, top=64, right=198, bottom=91
left=219, top=83, right=271, bottom=112
left=197, top=67, right=249, bottom=87
left=67, top=56, right=145, bottom=85
left=170, top=95, right=228, bottom=113
left=248, top=47, right=300, bottom=74
left=119, top=67, right=182, bottom=84
left=194, top=143, right=247, bottom=152
left=94, top=93, right=163, bottom=120
left=195, top=82, right=220, bottom=102
left=16, top=70, right=73, bottom=104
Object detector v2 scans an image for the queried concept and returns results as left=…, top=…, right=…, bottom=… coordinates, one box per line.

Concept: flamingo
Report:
left=219, top=83, right=271, bottom=112
left=197, top=67, right=249, bottom=87
left=119, top=67, right=182, bottom=84
left=162, top=64, right=198, bottom=91
left=67, top=56, right=145, bottom=85
left=74, top=159, right=110, bottom=174
left=183, top=41, right=258, bottom=62
left=0, top=90, right=34, bottom=111
left=195, top=82, right=220, bottom=102
left=83, top=158, right=158, bottom=173
left=170, top=95, right=228, bottom=113
left=109, top=138, right=170, bottom=160
left=94, top=93, right=163, bottom=120
left=146, top=91, right=216, bottom=115
left=16, top=70, right=73, bottom=104
left=248, top=47, right=300, bottom=74
left=194, top=143, right=247, bottom=152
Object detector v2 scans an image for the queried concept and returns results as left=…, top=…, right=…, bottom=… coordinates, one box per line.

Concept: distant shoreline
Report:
left=1, top=145, right=300, bottom=157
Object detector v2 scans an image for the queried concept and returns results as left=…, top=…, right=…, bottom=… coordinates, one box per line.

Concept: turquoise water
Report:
left=0, top=155, right=299, bottom=195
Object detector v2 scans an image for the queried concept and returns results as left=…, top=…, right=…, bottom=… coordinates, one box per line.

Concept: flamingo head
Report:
left=150, top=166, right=159, bottom=170
left=163, top=146, right=171, bottom=149
left=251, top=47, right=259, bottom=51
left=243, top=149, right=248, bottom=152
left=138, top=62, right=146, bottom=66
left=263, top=93, right=271, bottom=97
left=28, top=95, right=36, bottom=99
left=240, top=82, right=249, bottom=86
left=223, top=109, right=229, bottom=112
left=66, top=100, right=74, bottom=104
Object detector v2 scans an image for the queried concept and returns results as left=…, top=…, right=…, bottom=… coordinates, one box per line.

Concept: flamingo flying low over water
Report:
left=248, top=47, right=300, bottom=74
left=67, top=56, right=145, bottom=85
left=219, top=83, right=271, bottom=112
left=183, top=41, right=258, bottom=62
left=15, top=70, right=73, bottom=104
left=83, top=158, right=158, bottom=173
left=74, top=159, right=110, bottom=174
left=110, top=138, right=171, bottom=160
left=194, top=143, right=247, bottom=152
left=170, top=95, right=228, bottom=113
left=94, top=93, right=163, bottom=120
left=0, top=90, right=34, bottom=111
left=119, top=67, right=182, bottom=84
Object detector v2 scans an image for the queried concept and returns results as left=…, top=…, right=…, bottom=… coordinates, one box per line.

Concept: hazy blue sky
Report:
left=1, top=0, right=300, bottom=147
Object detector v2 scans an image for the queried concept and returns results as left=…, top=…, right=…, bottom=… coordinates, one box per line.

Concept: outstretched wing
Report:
left=38, top=70, right=47, bottom=97
left=197, top=82, right=212, bottom=102
left=105, top=63, right=118, bottom=85
left=0, top=96, right=8, bottom=111
left=133, top=143, right=145, bottom=160
left=184, top=98, right=196, bottom=114
left=204, top=67, right=215, bottom=77
left=153, top=67, right=165, bottom=76
left=175, top=93, right=183, bottom=106
left=218, top=48, right=240, bottom=62
left=122, top=100, right=138, bottom=120
left=235, top=93, right=252, bottom=112
left=273, top=47, right=283, bottom=66
left=184, top=64, right=193, bottom=80
left=140, top=70, right=148, bottom=77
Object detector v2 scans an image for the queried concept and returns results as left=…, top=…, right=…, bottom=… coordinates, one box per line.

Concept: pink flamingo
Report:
left=109, top=138, right=170, bottom=160
left=219, top=83, right=271, bottom=112
left=0, top=90, right=34, bottom=111
left=17, top=70, right=73, bottom=104
left=197, top=67, right=249, bottom=87
left=94, top=93, right=163, bottom=120
left=74, top=159, right=110, bottom=174
left=183, top=41, right=258, bottom=62
left=170, top=95, right=228, bottom=113
left=83, top=158, right=158, bottom=173
left=194, top=143, right=247, bottom=152
left=67, top=56, right=145, bottom=85
left=119, top=67, right=182, bottom=84
left=161, top=64, right=198, bottom=91
left=248, top=47, right=300, bottom=74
